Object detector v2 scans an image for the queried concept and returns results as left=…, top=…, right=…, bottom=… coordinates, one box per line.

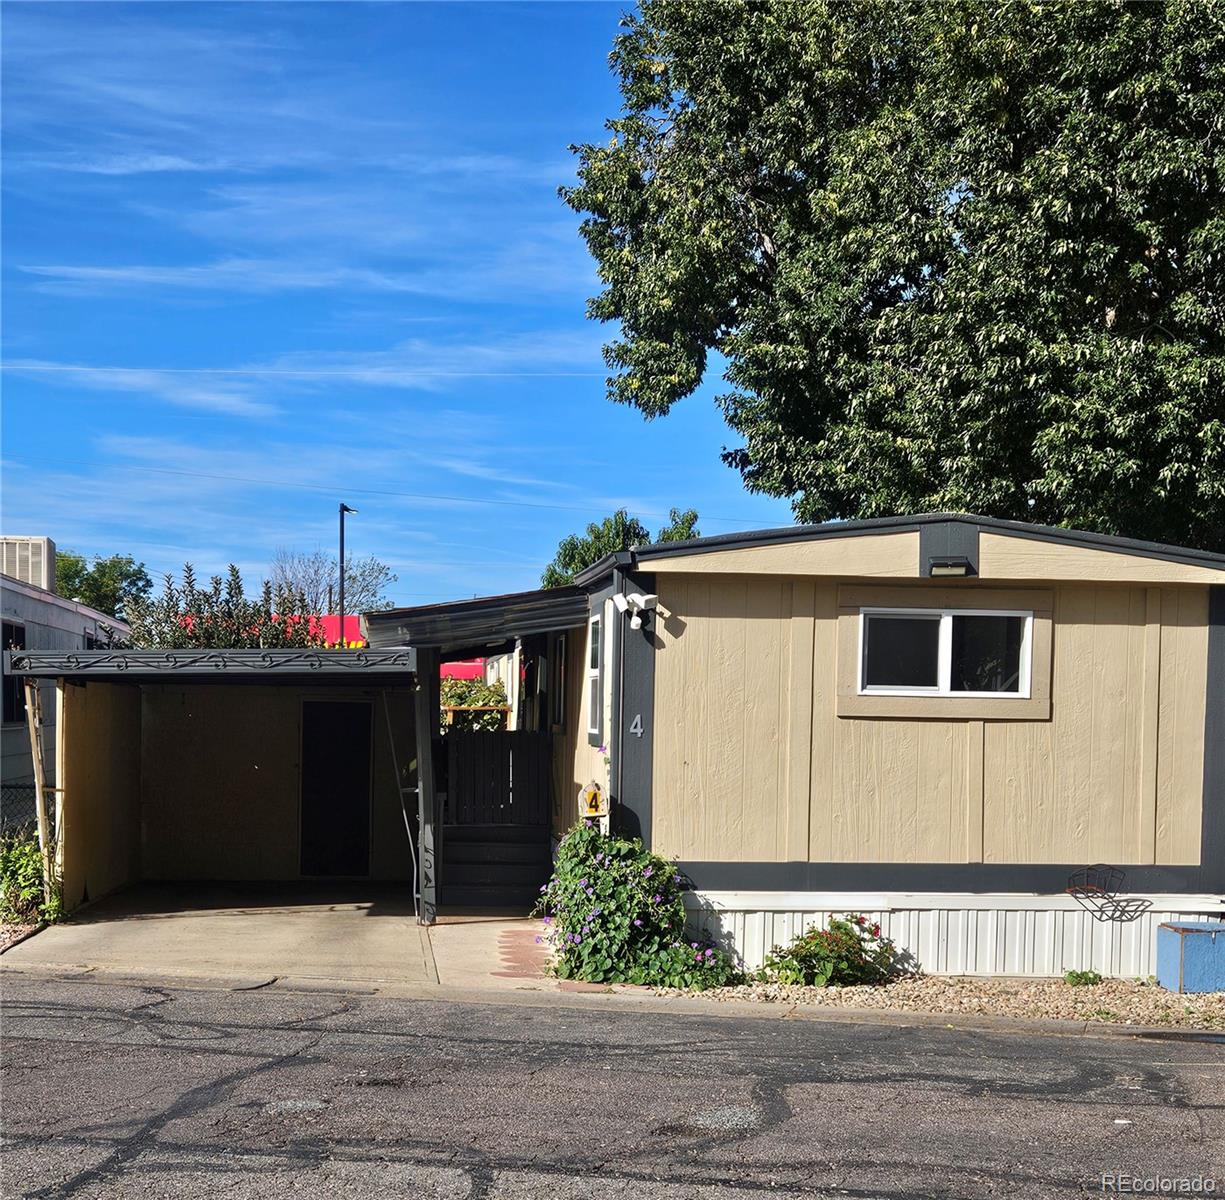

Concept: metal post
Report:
left=338, top=503, right=345, bottom=647
left=337, top=503, right=357, bottom=647
left=23, top=679, right=54, bottom=908
left=413, top=647, right=440, bottom=924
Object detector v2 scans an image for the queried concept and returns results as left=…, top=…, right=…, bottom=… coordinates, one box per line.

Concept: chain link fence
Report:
left=1, top=784, right=40, bottom=834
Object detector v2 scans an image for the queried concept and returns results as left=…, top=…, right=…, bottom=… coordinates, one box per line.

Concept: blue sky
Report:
left=1, top=1, right=792, bottom=605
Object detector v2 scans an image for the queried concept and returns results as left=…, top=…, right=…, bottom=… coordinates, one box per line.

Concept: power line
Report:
left=3, top=454, right=783, bottom=528
left=6, top=363, right=606, bottom=378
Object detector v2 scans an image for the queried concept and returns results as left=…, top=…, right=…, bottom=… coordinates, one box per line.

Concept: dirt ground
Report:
left=0, top=922, right=39, bottom=953
left=668, top=975, right=1225, bottom=1029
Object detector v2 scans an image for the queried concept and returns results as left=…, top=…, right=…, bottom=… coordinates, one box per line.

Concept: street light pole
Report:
left=338, top=503, right=357, bottom=647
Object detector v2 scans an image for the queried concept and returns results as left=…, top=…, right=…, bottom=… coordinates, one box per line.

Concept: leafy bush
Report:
left=534, top=822, right=738, bottom=989
left=440, top=675, right=509, bottom=732
left=1064, top=969, right=1104, bottom=987
left=761, top=915, right=902, bottom=987
left=0, top=828, right=59, bottom=925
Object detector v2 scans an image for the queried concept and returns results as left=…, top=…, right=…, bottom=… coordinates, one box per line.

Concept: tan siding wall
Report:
left=652, top=576, right=1208, bottom=866
left=58, top=680, right=143, bottom=909
left=649, top=531, right=918, bottom=577
left=567, top=607, right=613, bottom=823
left=140, top=685, right=415, bottom=881
left=979, top=532, right=1225, bottom=585
left=551, top=625, right=594, bottom=837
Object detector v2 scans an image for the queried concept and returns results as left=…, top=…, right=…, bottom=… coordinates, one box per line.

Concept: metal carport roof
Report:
left=4, top=647, right=417, bottom=684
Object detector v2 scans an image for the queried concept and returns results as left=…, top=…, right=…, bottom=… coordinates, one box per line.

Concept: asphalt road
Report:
left=1, top=973, right=1222, bottom=1199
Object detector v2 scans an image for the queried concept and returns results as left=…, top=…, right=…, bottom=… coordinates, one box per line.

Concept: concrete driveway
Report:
left=0, top=884, right=435, bottom=988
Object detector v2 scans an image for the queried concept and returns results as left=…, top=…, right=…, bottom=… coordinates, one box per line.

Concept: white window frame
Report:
left=857, top=607, right=1033, bottom=699
left=586, top=615, right=602, bottom=735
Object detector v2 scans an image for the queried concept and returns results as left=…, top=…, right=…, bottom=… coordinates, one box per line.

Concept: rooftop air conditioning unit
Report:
left=0, top=536, right=56, bottom=591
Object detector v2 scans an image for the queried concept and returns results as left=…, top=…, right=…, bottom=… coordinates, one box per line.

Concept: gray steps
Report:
left=439, top=824, right=552, bottom=910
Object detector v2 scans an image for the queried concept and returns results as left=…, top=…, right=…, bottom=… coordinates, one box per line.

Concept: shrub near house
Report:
left=535, top=823, right=737, bottom=989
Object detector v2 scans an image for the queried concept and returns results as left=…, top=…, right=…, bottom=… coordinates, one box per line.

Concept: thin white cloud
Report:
left=19, top=259, right=424, bottom=296
left=4, top=360, right=279, bottom=418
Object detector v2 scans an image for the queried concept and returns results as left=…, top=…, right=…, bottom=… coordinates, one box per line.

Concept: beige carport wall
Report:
left=4, top=648, right=422, bottom=915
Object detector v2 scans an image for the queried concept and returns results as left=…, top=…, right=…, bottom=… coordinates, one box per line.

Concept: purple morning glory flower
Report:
left=643, top=866, right=653, bottom=878
left=541, top=916, right=552, bottom=925
left=653, top=895, right=662, bottom=904
left=534, top=936, right=543, bottom=944
left=579, top=878, right=588, bottom=887
left=705, top=949, right=715, bottom=957
left=586, top=887, right=595, bottom=897
left=633, top=918, right=643, bottom=927
left=574, top=935, right=582, bottom=945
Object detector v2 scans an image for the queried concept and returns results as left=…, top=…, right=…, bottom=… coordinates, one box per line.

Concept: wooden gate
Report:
left=440, top=731, right=552, bottom=907
left=445, top=730, right=551, bottom=826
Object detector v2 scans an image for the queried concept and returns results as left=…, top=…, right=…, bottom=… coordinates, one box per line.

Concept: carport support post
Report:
left=22, top=678, right=55, bottom=908
left=413, top=647, right=441, bottom=925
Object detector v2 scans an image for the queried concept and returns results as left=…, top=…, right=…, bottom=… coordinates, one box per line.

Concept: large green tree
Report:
left=542, top=507, right=701, bottom=587
left=565, top=0, right=1225, bottom=550
left=56, top=551, right=152, bottom=620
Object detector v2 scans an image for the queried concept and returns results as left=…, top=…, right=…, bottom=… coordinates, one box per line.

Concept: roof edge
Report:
left=611, top=513, right=1224, bottom=572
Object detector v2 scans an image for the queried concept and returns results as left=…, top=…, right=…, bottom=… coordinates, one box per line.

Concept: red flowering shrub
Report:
left=760, top=914, right=901, bottom=987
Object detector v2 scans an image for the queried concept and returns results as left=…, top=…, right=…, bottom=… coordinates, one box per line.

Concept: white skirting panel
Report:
left=683, top=891, right=1225, bottom=978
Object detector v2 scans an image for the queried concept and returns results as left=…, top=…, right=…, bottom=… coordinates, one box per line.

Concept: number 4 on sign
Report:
left=629, top=713, right=644, bottom=738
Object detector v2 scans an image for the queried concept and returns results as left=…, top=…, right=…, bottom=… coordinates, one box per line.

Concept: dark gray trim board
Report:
left=573, top=512, right=1225, bottom=587
left=1201, top=584, right=1225, bottom=893
left=612, top=570, right=655, bottom=846
left=678, top=861, right=1224, bottom=895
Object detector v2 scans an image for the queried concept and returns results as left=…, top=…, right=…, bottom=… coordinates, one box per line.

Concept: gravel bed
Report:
left=0, top=923, right=39, bottom=953
left=659, top=975, right=1225, bottom=1029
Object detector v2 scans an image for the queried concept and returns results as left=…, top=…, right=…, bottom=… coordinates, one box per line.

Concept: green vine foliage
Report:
left=0, top=828, right=60, bottom=925
left=440, top=675, right=509, bottom=732
left=534, top=822, right=739, bottom=989
left=761, top=915, right=905, bottom=987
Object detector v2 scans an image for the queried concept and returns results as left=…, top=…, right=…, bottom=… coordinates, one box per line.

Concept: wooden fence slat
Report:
left=445, top=729, right=552, bottom=828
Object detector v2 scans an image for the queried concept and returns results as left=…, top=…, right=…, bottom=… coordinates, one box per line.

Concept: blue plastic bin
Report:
left=1156, top=921, right=1225, bottom=994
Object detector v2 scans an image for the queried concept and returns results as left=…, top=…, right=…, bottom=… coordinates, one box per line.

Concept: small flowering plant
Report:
left=533, top=821, right=738, bottom=989
left=761, top=914, right=901, bottom=987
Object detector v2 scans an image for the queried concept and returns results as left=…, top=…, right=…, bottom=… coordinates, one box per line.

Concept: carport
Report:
left=3, top=648, right=436, bottom=984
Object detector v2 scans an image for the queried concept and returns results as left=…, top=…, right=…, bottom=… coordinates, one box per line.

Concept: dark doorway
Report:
left=300, top=700, right=372, bottom=877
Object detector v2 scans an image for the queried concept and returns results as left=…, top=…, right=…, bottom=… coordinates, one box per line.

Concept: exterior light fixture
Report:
left=612, top=591, right=659, bottom=630
left=928, top=555, right=972, bottom=577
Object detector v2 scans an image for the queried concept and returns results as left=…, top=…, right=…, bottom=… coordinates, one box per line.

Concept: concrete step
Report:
left=442, top=840, right=551, bottom=865
left=444, top=862, right=550, bottom=887
left=442, top=883, right=544, bottom=910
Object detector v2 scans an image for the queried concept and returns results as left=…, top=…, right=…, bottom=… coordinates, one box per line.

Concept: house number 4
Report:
left=629, top=714, right=644, bottom=738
